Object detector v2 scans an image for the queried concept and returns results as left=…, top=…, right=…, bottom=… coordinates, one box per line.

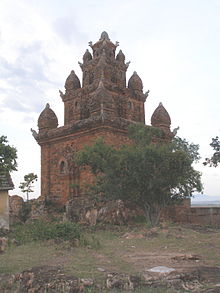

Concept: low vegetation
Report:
left=8, top=220, right=82, bottom=244
left=1, top=221, right=220, bottom=292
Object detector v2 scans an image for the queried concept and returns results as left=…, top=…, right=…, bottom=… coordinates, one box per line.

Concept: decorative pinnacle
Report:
left=145, top=90, right=150, bottom=98
left=126, top=61, right=131, bottom=68
left=46, top=103, right=50, bottom=108
left=100, top=31, right=110, bottom=41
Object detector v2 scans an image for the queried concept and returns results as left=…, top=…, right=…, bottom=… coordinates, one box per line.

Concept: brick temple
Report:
left=33, top=32, right=172, bottom=205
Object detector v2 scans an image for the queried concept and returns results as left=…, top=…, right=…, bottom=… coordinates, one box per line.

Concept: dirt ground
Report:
left=1, top=223, right=220, bottom=292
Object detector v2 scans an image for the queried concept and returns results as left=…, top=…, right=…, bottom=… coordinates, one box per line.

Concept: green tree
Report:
left=204, top=136, right=220, bottom=167
left=0, top=135, right=17, bottom=173
left=19, top=173, right=38, bottom=201
left=76, top=124, right=203, bottom=226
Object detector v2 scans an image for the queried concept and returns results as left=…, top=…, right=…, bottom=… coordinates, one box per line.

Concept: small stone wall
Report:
left=0, top=191, right=9, bottom=229
left=9, top=195, right=24, bottom=225
left=189, top=207, right=220, bottom=226
left=164, top=199, right=220, bottom=227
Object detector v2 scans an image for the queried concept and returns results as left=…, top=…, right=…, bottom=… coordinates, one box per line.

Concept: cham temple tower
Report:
left=33, top=31, right=173, bottom=205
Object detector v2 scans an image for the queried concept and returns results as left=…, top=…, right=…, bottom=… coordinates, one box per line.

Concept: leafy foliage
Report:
left=0, top=135, right=17, bottom=173
left=19, top=173, right=38, bottom=201
left=76, top=123, right=203, bottom=226
left=204, top=136, right=220, bottom=167
left=18, top=202, right=32, bottom=222
left=172, top=136, right=201, bottom=162
left=10, top=220, right=82, bottom=244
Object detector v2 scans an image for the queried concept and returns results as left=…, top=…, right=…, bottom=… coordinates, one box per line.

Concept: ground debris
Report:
left=0, top=237, right=8, bottom=253
left=142, top=268, right=203, bottom=291
left=106, top=272, right=141, bottom=290
left=1, top=266, right=83, bottom=293
left=172, top=254, right=200, bottom=261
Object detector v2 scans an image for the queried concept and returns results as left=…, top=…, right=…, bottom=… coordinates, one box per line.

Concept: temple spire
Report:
left=99, top=31, right=110, bottom=41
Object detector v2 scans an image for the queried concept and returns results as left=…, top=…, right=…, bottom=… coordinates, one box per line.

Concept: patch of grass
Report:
left=1, top=222, right=220, bottom=291
left=0, top=242, right=58, bottom=274
left=9, top=220, right=82, bottom=244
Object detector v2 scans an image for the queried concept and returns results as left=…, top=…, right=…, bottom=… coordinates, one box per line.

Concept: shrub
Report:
left=10, top=220, right=82, bottom=244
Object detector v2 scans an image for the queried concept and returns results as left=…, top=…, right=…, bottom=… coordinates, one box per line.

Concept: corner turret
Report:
left=151, top=102, right=171, bottom=135
left=65, top=70, right=81, bottom=91
left=38, top=103, right=58, bottom=132
left=83, top=49, right=92, bottom=63
left=128, top=71, right=143, bottom=92
left=116, top=50, right=125, bottom=62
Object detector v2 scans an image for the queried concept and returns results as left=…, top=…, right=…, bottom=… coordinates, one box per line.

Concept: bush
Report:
left=10, top=220, right=82, bottom=244
left=18, top=201, right=31, bottom=222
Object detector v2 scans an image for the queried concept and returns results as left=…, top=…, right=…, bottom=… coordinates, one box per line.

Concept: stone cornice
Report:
left=35, top=115, right=137, bottom=145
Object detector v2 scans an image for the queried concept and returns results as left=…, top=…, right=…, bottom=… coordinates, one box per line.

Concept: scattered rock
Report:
left=145, top=228, right=159, bottom=238
left=85, top=209, right=98, bottom=226
left=2, top=266, right=83, bottom=292
left=0, top=237, right=8, bottom=253
left=142, top=268, right=202, bottom=290
left=11, top=238, right=19, bottom=246
left=106, top=273, right=141, bottom=290
left=80, top=278, right=94, bottom=286
left=1, top=265, right=220, bottom=292
left=172, top=254, right=200, bottom=261
left=122, top=232, right=145, bottom=239
left=97, top=267, right=106, bottom=272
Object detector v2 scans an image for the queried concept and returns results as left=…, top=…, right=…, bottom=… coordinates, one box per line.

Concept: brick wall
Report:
left=41, top=126, right=130, bottom=204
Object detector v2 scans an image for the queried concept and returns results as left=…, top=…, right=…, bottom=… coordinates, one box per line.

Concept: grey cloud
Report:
left=0, top=41, right=59, bottom=114
left=53, top=17, right=88, bottom=45
left=22, top=115, right=36, bottom=124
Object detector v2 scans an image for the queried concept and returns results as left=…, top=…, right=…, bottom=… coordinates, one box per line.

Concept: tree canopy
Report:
left=204, top=136, right=220, bottom=167
left=0, top=135, right=17, bottom=173
left=76, top=124, right=203, bottom=226
left=19, top=173, right=38, bottom=201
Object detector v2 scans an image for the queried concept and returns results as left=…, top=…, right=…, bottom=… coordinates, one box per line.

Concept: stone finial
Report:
left=128, top=71, right=143, bottom=91
left=30, top=128, right=38, bottom=140
left=100, top=31, right=110, bottom=41
left=83, top=49, right=92, bottom=63
left=65, top=70, right=81, bottom=91
left=59, top=90, right=64, bottom=99
left=151, top=102, right=171, bottom=128
left=116, top=50, right=125, bottom=62
left=172, top=126, right=180, bottom=136
left=38, top=103, right=58, bottom=131
left=126, top=61, right=131, bottom=68
left=144, top=90, right=150, bottom=98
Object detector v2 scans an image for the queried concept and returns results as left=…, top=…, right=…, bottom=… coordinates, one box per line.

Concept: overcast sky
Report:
left=0, top=0, right=220, bottom=200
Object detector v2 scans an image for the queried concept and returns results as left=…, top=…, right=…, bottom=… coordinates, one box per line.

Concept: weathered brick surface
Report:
left=34, top=32, right=172, bottom=205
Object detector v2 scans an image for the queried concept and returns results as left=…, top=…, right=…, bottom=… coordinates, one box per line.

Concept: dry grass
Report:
left=1, top=223, right=220, bottom=292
